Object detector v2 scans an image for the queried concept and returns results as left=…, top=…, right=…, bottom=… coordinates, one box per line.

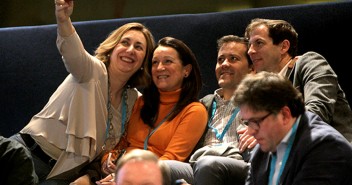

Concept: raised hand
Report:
left=54, top=0, right=75, bottom=36
left=55, top=0, right=73, bottom=23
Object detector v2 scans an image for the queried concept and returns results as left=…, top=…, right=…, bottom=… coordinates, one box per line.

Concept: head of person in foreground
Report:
left=115, top=149, right=171, bottom=185
left=232, top=71, right=305, bottom=152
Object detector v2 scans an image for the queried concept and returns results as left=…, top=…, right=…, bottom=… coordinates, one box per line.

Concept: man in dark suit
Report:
left=233, top=71, right=352, bottom=185
left=244, top=18, right=352, bottom=143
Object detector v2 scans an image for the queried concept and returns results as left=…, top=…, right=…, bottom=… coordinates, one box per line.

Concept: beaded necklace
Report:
left=102, top=76, right=128, bottom=151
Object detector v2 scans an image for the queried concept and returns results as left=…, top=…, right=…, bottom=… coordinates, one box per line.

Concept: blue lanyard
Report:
left=105, top=89, right=127, bottom=141
left=208, top=100, right=239, bottom=141
left=121, top=90, right=127, bottom=134
left=268, top=119, right=299, bottom=185
left=143, top=107, right=175, bottom=150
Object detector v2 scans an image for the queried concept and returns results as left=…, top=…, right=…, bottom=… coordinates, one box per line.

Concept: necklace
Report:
left=102, top=77, right=128, bottom=151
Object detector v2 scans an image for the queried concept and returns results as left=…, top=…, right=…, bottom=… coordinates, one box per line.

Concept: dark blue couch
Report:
left=1, top=1, right=351, bottom=137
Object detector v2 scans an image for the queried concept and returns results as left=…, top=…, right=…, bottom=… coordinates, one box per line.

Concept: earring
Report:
left=140, top=67, right=144, bottom=70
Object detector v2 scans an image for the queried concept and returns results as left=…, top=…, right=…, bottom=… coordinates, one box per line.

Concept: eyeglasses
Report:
left=242, top=112, right=272, bottom=130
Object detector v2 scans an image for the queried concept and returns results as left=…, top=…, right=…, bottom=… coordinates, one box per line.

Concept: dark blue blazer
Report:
left=245, top=111, right=352, bottom=185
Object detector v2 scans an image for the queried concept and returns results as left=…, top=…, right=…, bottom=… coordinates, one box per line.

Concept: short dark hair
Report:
left=217, top=35, right=252, bottom=65
left=244, top=18, right=298, bottom=57
left=233, top=71, right=305, bottom=117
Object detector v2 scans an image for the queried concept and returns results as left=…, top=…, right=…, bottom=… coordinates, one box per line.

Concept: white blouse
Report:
left=20, top=32, right=139, bottom=179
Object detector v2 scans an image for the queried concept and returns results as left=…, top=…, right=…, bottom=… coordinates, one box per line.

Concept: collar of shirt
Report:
left=271, top=115, right=301, bottom=185
left=278, top=61, right=291, bottom=77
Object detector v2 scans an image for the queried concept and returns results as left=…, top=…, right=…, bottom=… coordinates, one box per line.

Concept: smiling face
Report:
left=151, top=46, right=191, bottom=92
left=109, top=30, right=147, bottom=77
left=247, top=24, right=283, bottom=73
left=216, top=41, right=251, bottom=92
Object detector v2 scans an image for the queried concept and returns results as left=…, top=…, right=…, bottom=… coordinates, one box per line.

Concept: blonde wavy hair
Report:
left=95, top=22, right=155, bottom=88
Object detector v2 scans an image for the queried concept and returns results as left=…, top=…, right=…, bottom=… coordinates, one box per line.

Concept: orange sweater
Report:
left=126, top=89, right=207, bottom=162
left=101, top=89, right=208, bottom=164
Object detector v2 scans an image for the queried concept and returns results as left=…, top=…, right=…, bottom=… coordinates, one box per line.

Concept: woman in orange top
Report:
left=98, top=37, right=207, bottom=185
